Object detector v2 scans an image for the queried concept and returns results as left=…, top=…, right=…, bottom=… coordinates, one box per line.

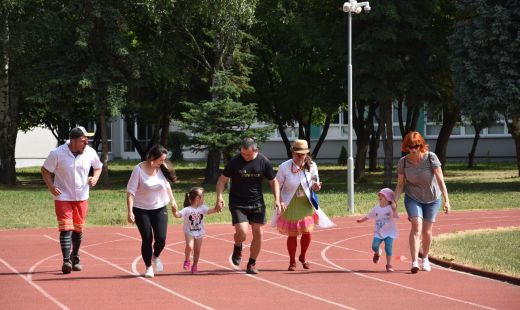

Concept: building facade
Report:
left=15, top=109, right=515, bottom=167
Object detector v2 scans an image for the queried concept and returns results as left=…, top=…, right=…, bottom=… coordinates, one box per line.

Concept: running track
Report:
left=1, top=209, right=519, bottom=310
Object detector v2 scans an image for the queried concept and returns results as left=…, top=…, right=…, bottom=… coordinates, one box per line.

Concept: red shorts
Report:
left=55, top=200, right=89, bottom=232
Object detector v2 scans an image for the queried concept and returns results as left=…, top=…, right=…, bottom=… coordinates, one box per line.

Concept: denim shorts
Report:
left=404, top=194, right=441, bottom=222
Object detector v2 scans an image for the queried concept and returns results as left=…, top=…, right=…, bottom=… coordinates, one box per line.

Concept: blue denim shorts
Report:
left=404, top=195, right=441, bottom=222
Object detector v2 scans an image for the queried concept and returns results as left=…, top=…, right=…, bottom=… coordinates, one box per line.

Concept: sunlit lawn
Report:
left=1, top=161, right=518, bottom=229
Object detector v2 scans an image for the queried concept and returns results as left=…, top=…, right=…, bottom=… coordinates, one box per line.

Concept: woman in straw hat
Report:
left=274, top=139, right=335, bottom=271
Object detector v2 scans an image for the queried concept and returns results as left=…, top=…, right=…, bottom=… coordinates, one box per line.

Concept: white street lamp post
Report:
left=343, top=1, right=371, bottom=213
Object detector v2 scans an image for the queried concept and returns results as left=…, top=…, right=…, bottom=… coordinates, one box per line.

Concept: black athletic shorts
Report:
left=229, top=205, right=266, bottom=225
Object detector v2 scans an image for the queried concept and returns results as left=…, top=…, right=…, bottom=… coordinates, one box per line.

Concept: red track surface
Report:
left=1, top=209, right=519, bottom=310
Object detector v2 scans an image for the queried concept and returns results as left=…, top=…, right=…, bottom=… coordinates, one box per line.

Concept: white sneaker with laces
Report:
left=153, top=256, right=163, bottom=272
left=422, top=258, right=431, bottom=271
left=144, top=266, right=154, bottom=278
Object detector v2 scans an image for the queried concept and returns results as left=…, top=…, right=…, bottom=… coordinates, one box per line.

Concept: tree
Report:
left=173, top=0, right=260, bottom=180
left=0, top=0, right=40, bottom=185
left=450, top=0, right=520, bottom=175
left=122, top=0, right=189, bottom=159
left=180, top=70, right=274, bottom=184
left=351, top=0, right=440, bottom=184
left=0, top=1, right=18, bottom=185
left=251, top=0, right=347, bottom=158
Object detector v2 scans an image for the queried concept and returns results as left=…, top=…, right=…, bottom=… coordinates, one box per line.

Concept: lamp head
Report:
left=342, top=2, right=352, bottom=13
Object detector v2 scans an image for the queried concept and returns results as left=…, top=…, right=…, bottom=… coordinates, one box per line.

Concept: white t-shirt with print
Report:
left=179, top=205, right=210, bottom=238
left=366, top=204, right=398, bottom=239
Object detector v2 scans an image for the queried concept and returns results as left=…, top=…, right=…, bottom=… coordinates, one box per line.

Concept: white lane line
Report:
left=320, top=239, right=497, bottom=310
left=45, top=235, right=214, bottom=310
left=0, top=257, right=70, bottom=310
left=119, top=233, right=358, bottom=310
left=130, top=239, right=186, bottom=275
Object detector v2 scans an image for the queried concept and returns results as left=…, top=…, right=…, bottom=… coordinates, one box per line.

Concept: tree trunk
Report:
left=159, top=113, right=170, bottom=148
left=0, top=17, right=18, bottom=186
left=509, top=115, right=520, bottom=177
left=467, top=124, right=482, bottom=169
left=380, top=101, right=394, bottom=187
left=312, top=113, right=332, bottom=160
left=276, top=123, right=292, bottom=159
left=204, top=148, right=221, bottom=184
left=352, top=102, right=377, bottom=181
left=368, top=114, right=383, bottom=171
left=435, top=106, right=460, bottom=169
left=125, top=116, right=146, bottom=160
left=98, top=109, right=109, bottom=187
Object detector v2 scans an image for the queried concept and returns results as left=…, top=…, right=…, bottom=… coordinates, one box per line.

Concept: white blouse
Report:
left=276, top=159, right=319, bottom=206
left=126, top=164, right=171, bottom=210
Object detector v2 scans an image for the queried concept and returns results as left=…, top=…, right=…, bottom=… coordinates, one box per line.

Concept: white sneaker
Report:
left=153, top=256, right=163, bottom=272
left=422, top=258, right=431, bottom=271
left=144, top=266, right=154, bottom=278
left=411, top=261, right=420, bottom=274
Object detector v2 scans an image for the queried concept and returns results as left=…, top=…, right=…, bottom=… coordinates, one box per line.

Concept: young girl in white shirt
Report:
left=357, top=188, right=399, bottom=272
left=173, top=187, right=219, bottom=274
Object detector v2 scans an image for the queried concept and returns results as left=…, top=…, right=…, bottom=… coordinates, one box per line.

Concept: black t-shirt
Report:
left=223, top=153, right=275, bottom=207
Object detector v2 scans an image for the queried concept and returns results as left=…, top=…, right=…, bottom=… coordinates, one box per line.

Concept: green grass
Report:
left=1, top=161, right=519, bottom=229
left=430, top=227, right=520, bottom=277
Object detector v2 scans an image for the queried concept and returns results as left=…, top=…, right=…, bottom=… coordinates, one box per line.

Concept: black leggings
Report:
left=133, top=206, right=168, bottom=267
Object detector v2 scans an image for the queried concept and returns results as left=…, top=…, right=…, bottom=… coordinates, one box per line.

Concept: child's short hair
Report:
left=184, top=187, right=204, bottom=207
left=378, top=188, right=395, bottom=203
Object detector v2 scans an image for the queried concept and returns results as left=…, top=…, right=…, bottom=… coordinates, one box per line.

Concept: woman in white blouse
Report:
left=275, top=140, right=334, bottom=271
left=127, top=145, right=178, bottom=278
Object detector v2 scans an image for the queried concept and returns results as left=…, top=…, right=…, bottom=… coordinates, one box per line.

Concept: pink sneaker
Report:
left=183, top=260, right=190, bottom=270
left=191, top=264, right=198, bottom=274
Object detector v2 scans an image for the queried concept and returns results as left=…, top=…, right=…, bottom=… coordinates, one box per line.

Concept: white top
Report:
left=179, top=205, right=210, bottom=238
left=366, top=204, right=399, bottom=239
left=276, top=159, right=320, bottom=207
left=42, top=142, right=102, bottom=201
left=126, top=164, right=171, bottom=210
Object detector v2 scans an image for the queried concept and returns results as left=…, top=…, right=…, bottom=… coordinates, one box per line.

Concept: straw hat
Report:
left=291, top=139, right=310, bottom=154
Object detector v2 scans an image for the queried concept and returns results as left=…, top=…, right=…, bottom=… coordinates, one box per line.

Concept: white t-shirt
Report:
left=179, top=205, right=210, bottom=238
left=42, top=142, right=102, bottom=201
left=366, top=204, right=399, bottom=239
left=126, top=164, right=171, bottom=210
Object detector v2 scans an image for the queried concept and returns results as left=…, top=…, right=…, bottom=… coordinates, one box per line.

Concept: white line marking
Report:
left=119, top=232, right=358, bottom=310
left=0, top=257, right=70, bottom=310
left=45, top=235, right=214, bottom=310
left=320, top=240, right=498, bottom=310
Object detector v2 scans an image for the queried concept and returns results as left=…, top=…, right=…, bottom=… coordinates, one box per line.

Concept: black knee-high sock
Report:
left=71, top=231, right=83, bottom=258
left=60, top=231, right=72, bottom=261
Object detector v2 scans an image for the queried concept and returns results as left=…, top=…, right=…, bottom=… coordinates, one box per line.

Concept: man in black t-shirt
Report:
left=215, top=138, right=282, bottom=274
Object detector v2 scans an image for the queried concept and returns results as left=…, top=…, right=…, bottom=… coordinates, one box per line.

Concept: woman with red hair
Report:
left=392, top=131, right=451, bottom=274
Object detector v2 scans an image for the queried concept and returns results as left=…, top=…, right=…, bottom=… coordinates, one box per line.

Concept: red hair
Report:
left=401, top=131, right=429, bottom=153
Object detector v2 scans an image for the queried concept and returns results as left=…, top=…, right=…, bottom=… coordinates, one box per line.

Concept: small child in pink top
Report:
left=357, top=188, right=399, bottom=272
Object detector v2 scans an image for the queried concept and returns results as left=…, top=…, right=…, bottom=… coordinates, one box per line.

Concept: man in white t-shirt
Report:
left=41, top=126, right=102, bottom=274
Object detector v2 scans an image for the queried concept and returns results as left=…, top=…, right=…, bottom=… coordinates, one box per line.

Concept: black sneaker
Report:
left=246, top=263, right=259, bottom=275
left=72, top=256, right=82, bottom=271
left=62, top=260, right=72, bottom=274
left=231, top=244, right=242, bottom=266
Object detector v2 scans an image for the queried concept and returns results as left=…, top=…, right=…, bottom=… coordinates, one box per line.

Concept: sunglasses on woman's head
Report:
left=408, top=144, right=421, bottom=150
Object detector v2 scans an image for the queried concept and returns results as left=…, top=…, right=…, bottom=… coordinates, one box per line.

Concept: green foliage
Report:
left=180, top=70, right=274, bottom=155
left=449, top=0, right=520, bottom=118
